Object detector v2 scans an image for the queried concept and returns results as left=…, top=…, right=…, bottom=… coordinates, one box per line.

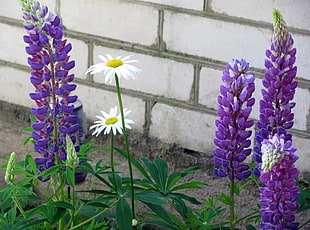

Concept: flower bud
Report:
left=66, top=135, right=79, bottom=168
left=5, top=152, right=17, bottom=184
left=132, top=219, right=138, bottom=227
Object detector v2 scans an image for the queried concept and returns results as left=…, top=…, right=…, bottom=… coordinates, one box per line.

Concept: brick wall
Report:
left=0, top=0, right=309, bottom=172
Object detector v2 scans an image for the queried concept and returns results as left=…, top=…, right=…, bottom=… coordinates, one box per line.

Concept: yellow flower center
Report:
left=105, top=117, right=118, bottom=125
left=106, top=59, right=123, bottom=68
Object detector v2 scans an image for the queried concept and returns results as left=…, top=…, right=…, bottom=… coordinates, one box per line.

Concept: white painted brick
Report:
left=210, top=0, right=310, bottom=31
left=0, top=23, right=88, bottom=80
left=139, top=0, right=204, bottom=11
left=251, top=77, right=263, bottom=121
left=65, top=37, right=89, bottom=80
left=75, top=84, right=145, bottom=132
left=0, top=23, right=28, bottom=66
left=293, top=135, right=310, bottom=173
left=199, top=67, right=222, bottom=109
left=252, top=78, right=309, bottom=131
left=93, top=46, right=194, bottom=101
left=150, top=103, right=217, bottom=152
left=294, top=34, right=310, bottom=81
left=163, top=12, right=270, bottom=69
left=293, top=88, right=310, bottom=131
left=61, top=0, right=158, bottom=46
left=0, top=66, right=34, bottom=108
left=0, top=0, right=57, bottom=20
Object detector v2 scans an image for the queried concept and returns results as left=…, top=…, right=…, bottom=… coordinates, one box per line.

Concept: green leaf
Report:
left=245, top=224, right=257, bottom=230
left=217, top=193, right=232, bottom=205
left=50, top=201, right=74, bottom=210
left=16, top=187, right=29, bottom=203
left=39, top=165, right=63, bottom=179
left=15, top=177, right=33, bottom=187
left=135, top=190, right=167, bottom=205
left=116, top=197, right=132, bottom=230
left=143, top=219, right=179, bottom=230
left=10, top=169, right=33, bottom=176
left=167, top=172, right=182, bottom=190
left=171, top=192, right=201, bottom=205
left=154, top=157, right=169, bottom=189
left=25, top=154, right=38, bottom=173
left=167, top=194, right=189, bottom=218
left=140, top=158, right=161, bottom=186
left=80, top=162, right=95, bottom=173
left=8, top=206, right=16, bottom=223
left=22, top=127, right=35, bottom=133
left=23, top=136, right=34, bottom=145
left=143, top=202, right=172, bottom=224
left=51, top=207, right=67, bottom=224
left=180, top=166, right=201, bottom=176
left=81, top=166, right=113, bottom=189
left=78, top=190, right=115, bottom=196
left=114, top=147, right=151, bottom=181
left=29, top=114, right=37, bottom=123
left=66, top=167, right=75, bottom=188
left=81, top=200, right=110, bottom=208
left=170, top=181, right=207, bottom=192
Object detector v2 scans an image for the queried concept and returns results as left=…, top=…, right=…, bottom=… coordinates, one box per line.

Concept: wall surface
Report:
left=0, top=0, right=309, bottom=172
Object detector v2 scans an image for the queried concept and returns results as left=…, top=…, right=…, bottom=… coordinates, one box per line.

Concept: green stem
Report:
left=235, top=210, right=259, bottom=225
left=67, top=200, right=118, bottom=230
left=230, top=179, right=235, bottom=230
left=47, top=44, right=65, bottom=230
left=68, top=169, right=76, bottom=228
left=110, top=133, right=117, bottom=191
left=12, top=187, right=26, bottom=218
left=114, top=75, right=136, bottom=223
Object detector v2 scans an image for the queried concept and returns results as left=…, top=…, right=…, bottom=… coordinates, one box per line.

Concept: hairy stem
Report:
left=110, top=133, right=117, bottom=190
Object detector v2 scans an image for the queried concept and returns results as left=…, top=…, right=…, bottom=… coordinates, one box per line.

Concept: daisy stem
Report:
left=110, top=132, right=117, bottom=190
left=114, top=75, right=136, bottom=222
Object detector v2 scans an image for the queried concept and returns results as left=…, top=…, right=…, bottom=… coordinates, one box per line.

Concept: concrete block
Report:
left=294, top=33, right=310, bottom=81
left=199, top=67, right=222, bottom=109
left=0, top=66, right=34, bottom=108
left=163, top=11, right=270, bottom=69
left=0, top=0, right=57, bottom=20
left=60, top=0, right=158, bottom=46
left=139, top=0, right=204, bottom=11
left=149, top=103, right=217, bottom=152
left=293, top=135, right=310, bottom=173
left=294, top=87, right=310, bottom=131
left=64, top=37, right=89, bottom=80
left=93, top=46, right=194, bottom=101
left=209, top=0, right=310, bottom=31
left=75, top=83, right=145, bottom=132
left=0, top=23, right=28, bottom=66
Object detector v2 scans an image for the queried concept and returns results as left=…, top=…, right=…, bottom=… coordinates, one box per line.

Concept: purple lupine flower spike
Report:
left=19, top=0, right=85, bottom=182
left=213, top=59, right=255, bottom=180
left=254, top=9, right=298, bottom=176
left=259, top=134, right=299, bottom=229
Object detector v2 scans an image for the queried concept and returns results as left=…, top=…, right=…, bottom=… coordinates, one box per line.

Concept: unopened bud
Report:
left=66, top=135, right=79, bottom=168
left=5, top=152, right=16, bottom=184
left=132, top=219, right=138, bottom=227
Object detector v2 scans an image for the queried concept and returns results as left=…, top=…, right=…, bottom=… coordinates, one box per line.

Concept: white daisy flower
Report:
left=85, top=54, right=141, bottom=83
left=89, top=106, right=134, bottom=136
